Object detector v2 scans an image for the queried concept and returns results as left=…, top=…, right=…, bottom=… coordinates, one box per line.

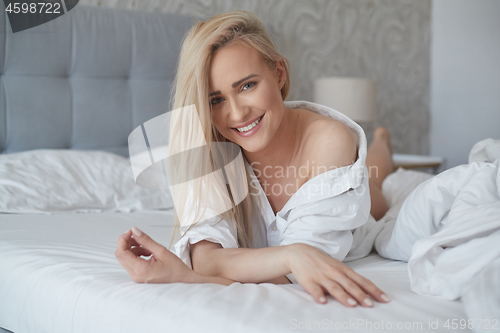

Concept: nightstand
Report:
left=392, top=154, right=445, bottom=174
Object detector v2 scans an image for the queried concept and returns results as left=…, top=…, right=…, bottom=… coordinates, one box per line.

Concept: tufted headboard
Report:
left=0, top=5, right=195, bottom=157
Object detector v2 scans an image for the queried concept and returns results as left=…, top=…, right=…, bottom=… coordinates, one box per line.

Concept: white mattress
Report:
left=0, top=210, right=470, bottom=333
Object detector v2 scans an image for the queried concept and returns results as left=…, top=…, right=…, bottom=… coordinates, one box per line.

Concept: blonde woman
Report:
left=116, top=10, right=393, bottom=308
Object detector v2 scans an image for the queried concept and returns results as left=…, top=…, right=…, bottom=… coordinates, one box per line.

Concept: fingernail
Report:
left=364, top=298, right=374, bottom=307
left=319, top=296, right=326, bottom=303
left=131, top=226, right=142, bottom=237
left=123, top=229, right=130, bottom=234
left=347, top=298, right=357, bottom=306
left=381, top=294, right=391, bottom=302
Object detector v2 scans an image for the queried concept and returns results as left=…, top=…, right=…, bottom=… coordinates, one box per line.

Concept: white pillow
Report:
left=0, top=149, right=173, bottom=214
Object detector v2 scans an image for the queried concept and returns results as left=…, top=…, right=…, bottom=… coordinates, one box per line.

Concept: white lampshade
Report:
left=314, top=77, right=377, bottom=122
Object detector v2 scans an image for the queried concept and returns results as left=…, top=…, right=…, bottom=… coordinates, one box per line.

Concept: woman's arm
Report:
left=185, top=270, right=236, bottom=286
left=191, top=240, right=390, bottom=307
left=263, top=276, right=292, bottom=284
left=116, top=227, right=389, bottom=307
left=116, top=228, right=238, bottom=286
left=190, top=240, right=293, bottom=283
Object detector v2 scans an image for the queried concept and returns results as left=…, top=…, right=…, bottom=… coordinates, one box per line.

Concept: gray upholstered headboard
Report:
left=0, top=5, right=195, bottom=157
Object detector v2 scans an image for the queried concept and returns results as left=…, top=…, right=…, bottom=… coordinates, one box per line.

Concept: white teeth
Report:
left=236, top=116, right=262, bottom=132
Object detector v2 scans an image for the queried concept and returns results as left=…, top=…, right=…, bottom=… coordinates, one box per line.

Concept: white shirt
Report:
left=172, top=100, right=379, bottom=283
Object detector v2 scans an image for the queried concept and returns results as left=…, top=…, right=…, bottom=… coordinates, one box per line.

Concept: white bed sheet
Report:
left=0, top=210, right=469, bottom=333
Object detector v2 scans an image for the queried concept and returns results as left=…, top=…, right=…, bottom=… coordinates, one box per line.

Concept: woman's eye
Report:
left=242, top=82, right=256, bottom=91
left=210, top=97, right=223, bottom=106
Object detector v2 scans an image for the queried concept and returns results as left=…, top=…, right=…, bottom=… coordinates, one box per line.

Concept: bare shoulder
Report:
left=299, top=110, right=358, bottom=179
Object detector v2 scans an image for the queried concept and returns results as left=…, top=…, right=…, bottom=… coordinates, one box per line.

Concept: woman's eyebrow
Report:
left=209, top=74, right=258, bottom=96
left=231, top=74, right=258, bottom=88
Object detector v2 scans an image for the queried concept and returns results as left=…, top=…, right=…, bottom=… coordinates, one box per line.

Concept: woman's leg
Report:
left=366, top=127, right=393, bottom=220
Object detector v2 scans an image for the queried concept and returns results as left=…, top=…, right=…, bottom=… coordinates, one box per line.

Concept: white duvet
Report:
left=375, top=138, right=500, bottom=330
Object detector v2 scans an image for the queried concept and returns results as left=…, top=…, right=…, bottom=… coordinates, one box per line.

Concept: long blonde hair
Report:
left=167, top=10, right=291, bottom=250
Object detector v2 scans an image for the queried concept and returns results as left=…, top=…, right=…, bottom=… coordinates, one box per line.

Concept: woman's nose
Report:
left=228, top=98, right=250, bottom=122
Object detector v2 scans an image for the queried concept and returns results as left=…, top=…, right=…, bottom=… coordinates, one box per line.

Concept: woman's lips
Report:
left=232, top=114, right=263, bottom=129
left=232, top=114, right=264, bottom=138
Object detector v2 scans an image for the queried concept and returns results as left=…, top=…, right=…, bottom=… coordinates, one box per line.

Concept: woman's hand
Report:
left=115, top=226, right=194, bottom=284
left=286, top=243, right=390, bottom=307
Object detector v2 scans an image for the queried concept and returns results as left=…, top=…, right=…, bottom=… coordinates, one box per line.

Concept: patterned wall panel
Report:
left=81, top=0, right=431, bottom=154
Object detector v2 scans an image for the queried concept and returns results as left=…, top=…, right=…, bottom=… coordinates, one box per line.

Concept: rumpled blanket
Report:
left=375, top=138, right=500, bottom=332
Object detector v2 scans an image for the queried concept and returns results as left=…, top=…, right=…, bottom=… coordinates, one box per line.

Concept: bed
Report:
left=0, top=4, right=486, bottom=333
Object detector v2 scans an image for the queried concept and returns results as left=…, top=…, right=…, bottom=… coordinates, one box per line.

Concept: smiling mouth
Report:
left=233, top=115, right=264, bottom=133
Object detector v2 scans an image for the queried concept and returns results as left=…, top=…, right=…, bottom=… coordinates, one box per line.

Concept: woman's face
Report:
left=208, top=43, right=286, bottom=153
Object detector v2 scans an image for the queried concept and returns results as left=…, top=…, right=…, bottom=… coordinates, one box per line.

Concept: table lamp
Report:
left=314, top=77, right=377, bottom=123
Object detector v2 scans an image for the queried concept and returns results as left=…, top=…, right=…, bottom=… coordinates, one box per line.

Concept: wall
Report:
left=431, top=0, right=500, bottom=168
left=81, top=0, right=431, bottom=154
